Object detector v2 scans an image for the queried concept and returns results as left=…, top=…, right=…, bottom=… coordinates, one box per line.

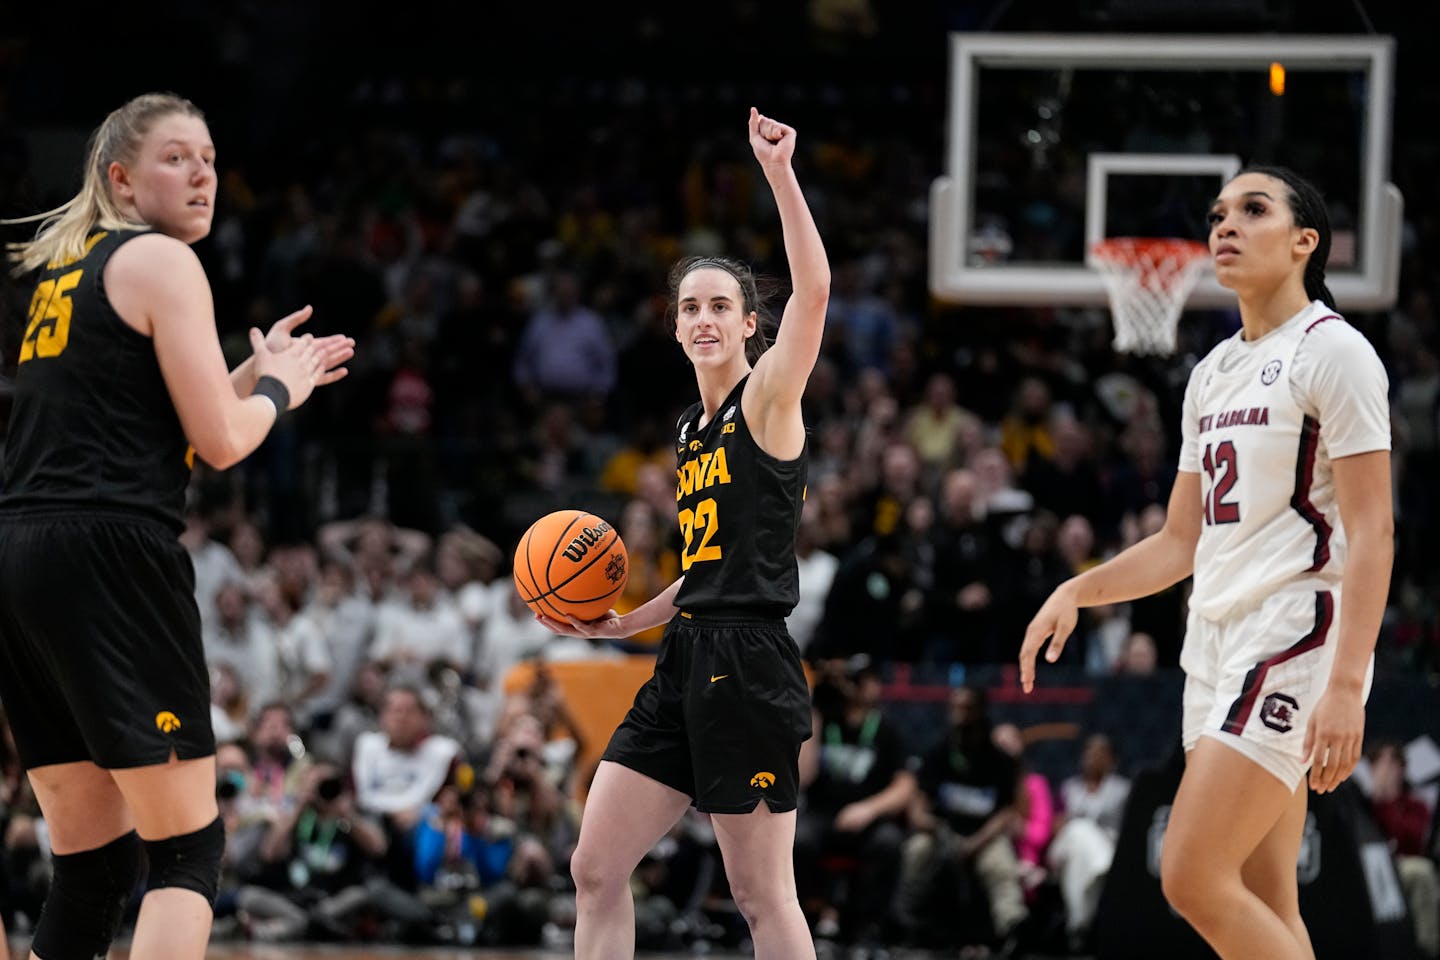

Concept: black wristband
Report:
left=251, top=375, right=290, bottom=415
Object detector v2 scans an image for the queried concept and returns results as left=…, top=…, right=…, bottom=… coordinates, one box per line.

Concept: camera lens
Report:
left=317, top=776, right=344, bottom=801
left=216, top=779, right=239, bottom=800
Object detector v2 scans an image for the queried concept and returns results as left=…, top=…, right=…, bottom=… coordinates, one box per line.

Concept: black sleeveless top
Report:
left=671, top=375, right=807, bottom=615
left=1, top=229, right=191, bottom=532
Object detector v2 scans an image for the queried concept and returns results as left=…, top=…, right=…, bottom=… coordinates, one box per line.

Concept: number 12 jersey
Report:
left=1180, top=301, right=1390, bottom=620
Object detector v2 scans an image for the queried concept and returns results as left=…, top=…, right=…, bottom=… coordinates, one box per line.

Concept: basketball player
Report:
left=0, top=93, right=353, bottom=959
left=535, top=108, right=827, bottom=959
left=1020, top=166, right=1391, bottom=960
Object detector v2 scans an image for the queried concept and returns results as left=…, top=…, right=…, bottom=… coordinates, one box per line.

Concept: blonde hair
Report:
left=3, top=92, right=205, bottom=275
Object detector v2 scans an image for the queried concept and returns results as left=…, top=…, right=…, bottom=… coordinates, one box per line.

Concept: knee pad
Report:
left=144, top=816, right=225, bottom=907
left=31, top=830, right=142, bottom=960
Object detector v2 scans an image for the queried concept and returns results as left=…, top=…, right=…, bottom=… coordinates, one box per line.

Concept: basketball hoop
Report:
left=1089, top=238, right=1211, bottom=356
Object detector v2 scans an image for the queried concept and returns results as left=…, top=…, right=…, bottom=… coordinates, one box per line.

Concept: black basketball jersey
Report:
left=1, top=229, right=191, bottom=532
left=671, top=375, right=807, bottom=614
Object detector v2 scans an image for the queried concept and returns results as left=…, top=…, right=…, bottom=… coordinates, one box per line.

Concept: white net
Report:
left=1089, top=238, right=1211, bottom=355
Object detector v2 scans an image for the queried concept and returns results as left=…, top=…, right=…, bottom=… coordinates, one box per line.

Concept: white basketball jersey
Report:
left=1180, top=301, right=1390, bottom=620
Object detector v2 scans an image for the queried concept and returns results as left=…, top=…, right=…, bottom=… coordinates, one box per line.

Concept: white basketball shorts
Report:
left=1181, top=588, right=1372, bottom=791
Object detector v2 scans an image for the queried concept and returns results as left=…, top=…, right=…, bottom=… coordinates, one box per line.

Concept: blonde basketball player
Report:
left=1020, top=166, right=1391, bottom=960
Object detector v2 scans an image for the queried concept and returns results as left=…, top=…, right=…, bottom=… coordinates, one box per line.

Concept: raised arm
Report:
left=744, top=108, right=831, bottom=459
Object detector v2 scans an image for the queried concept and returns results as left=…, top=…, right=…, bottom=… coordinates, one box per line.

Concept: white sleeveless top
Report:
left=1179, top=301, right=1390, bottom=620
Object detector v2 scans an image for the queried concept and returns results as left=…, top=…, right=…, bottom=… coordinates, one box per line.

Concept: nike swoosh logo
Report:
left=710, top=674, right=729, bottom=683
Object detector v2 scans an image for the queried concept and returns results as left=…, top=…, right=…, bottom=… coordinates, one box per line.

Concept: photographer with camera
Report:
left=242, top=761, right=387, bottom=941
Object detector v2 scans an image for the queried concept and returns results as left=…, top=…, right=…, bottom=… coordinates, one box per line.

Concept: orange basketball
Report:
left=513, top=509, right=628, bottom=622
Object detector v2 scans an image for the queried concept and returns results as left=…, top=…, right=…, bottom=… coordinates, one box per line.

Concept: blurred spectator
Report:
left=1000, top=377, right=1056, bottom=472
left=992, top=723, right=1056, bottom=901
left=252, top=576, right=333, bottom=723
left=483, top=712, right=573, bottom=867
left=354, top=686, right=461, bottom=835
left=204, top=581, right=280, bottom=707
left=1055, top=514, right=1100, bottom=576
left=928, top=467, right=1006, bottom=664
left=512, top=271, right=617, bottom=406
left=210, top=662, right=253, bottom=745
left=787, top=505, right=840, bottom=656
left=182, top=500, right=244, bottom=634
left=611, top=499, right=681, bottom=648
left=304, top=561, right=377, bottom=726
left=252, top=761, right=391, bottom=942
left=412, top=776, right=552, bottom=947
left=319, top=515, right=433, bottom=587
left=249, top=703, right=315, bottom=822
left=824, top=258, right=902, bottom=375
left=370, top=556, right=470, bottom=678
left=229, top=518, right=274, bottom=595
left=1117, top=631, right=1159, bottom=676
left=1023, top=415, right=1106, bottom=527
left=436, top=527, right=504, bottom=646
left=996, top=511, right=1070, bottom=665
left=796, top=658, right=914, bottom=949
left=213, top=741, right=272, bottom=940
left=899, top=686, right=1027, bottom=951
left=903, top=373, right=974, bottom=477
left=1124, top=503, right=1186, bottom=665
left=971, top=446, right=1035, bottom=550
left=1048, top=734, right=1131, bottom=953
left=597, top=416, right=675, bottom=499
left=1366, top=742, right=1439, bottom=958
left=1081, top=604, right=1134, bottom=676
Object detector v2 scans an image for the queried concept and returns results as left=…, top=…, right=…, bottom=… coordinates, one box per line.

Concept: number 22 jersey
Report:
left=1179, top=300, right=1390, bottom=620
left=671, top=374, right=807, bottom=616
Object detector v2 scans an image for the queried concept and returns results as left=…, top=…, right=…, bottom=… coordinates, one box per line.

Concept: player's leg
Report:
left=23, top=762, right=142, bottom=960
left=711, top=804, right=815, bottom=960
left=107, top=756, right=221, bottom=960
left=1241, top=782, right=1315, bottom=958
left=571, top=760, right=692, bottom=960
left=1159, top=736, right=1310, bottom=959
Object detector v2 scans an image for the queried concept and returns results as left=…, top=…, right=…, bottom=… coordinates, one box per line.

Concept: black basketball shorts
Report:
left=0, top=512, right=215, bottom=770
left=602, top=610, right=813, bottom=814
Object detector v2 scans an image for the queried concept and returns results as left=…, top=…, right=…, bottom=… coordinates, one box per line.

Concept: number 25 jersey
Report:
left=1179, top=301, right=1390, bottom=620
left=1, top=230, right=191, bottom=533
left=672, top=375, right=807, bottom=616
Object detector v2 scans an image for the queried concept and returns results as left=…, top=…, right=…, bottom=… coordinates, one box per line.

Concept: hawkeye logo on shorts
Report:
left=750, top=771, right=775, bottom=789
left=1261, top=693, right=1299, bottom=733
left=155, top=711, right=182, bottom=734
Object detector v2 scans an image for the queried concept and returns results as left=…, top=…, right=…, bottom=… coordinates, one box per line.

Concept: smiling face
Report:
left=675, top=267, right=756, bottom=370
left=109, top=112, right=216, bottom=243
left=1207, top=172, right=1317, bottom=299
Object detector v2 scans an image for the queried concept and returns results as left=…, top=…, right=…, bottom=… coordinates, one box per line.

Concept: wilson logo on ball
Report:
left=561, top=522, right=614, bottom=563
left=155, top=711, right=182, bottom=734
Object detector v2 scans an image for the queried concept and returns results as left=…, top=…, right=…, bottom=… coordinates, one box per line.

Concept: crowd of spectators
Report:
left=2, top=1, right=1439, bottom=955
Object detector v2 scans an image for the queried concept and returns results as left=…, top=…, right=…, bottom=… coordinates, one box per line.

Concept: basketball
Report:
left=513, top=509, right=628, bottom=622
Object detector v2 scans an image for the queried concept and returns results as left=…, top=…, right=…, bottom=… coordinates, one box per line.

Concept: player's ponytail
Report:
left=1238, top=165, right=1337, bottom=311
left=667, top=256, right=783, bottom=365
left=4, top=92, right=204, bottom=276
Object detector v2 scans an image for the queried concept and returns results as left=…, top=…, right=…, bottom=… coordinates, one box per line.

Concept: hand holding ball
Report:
left=513, top=509, right=628, bottom=622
